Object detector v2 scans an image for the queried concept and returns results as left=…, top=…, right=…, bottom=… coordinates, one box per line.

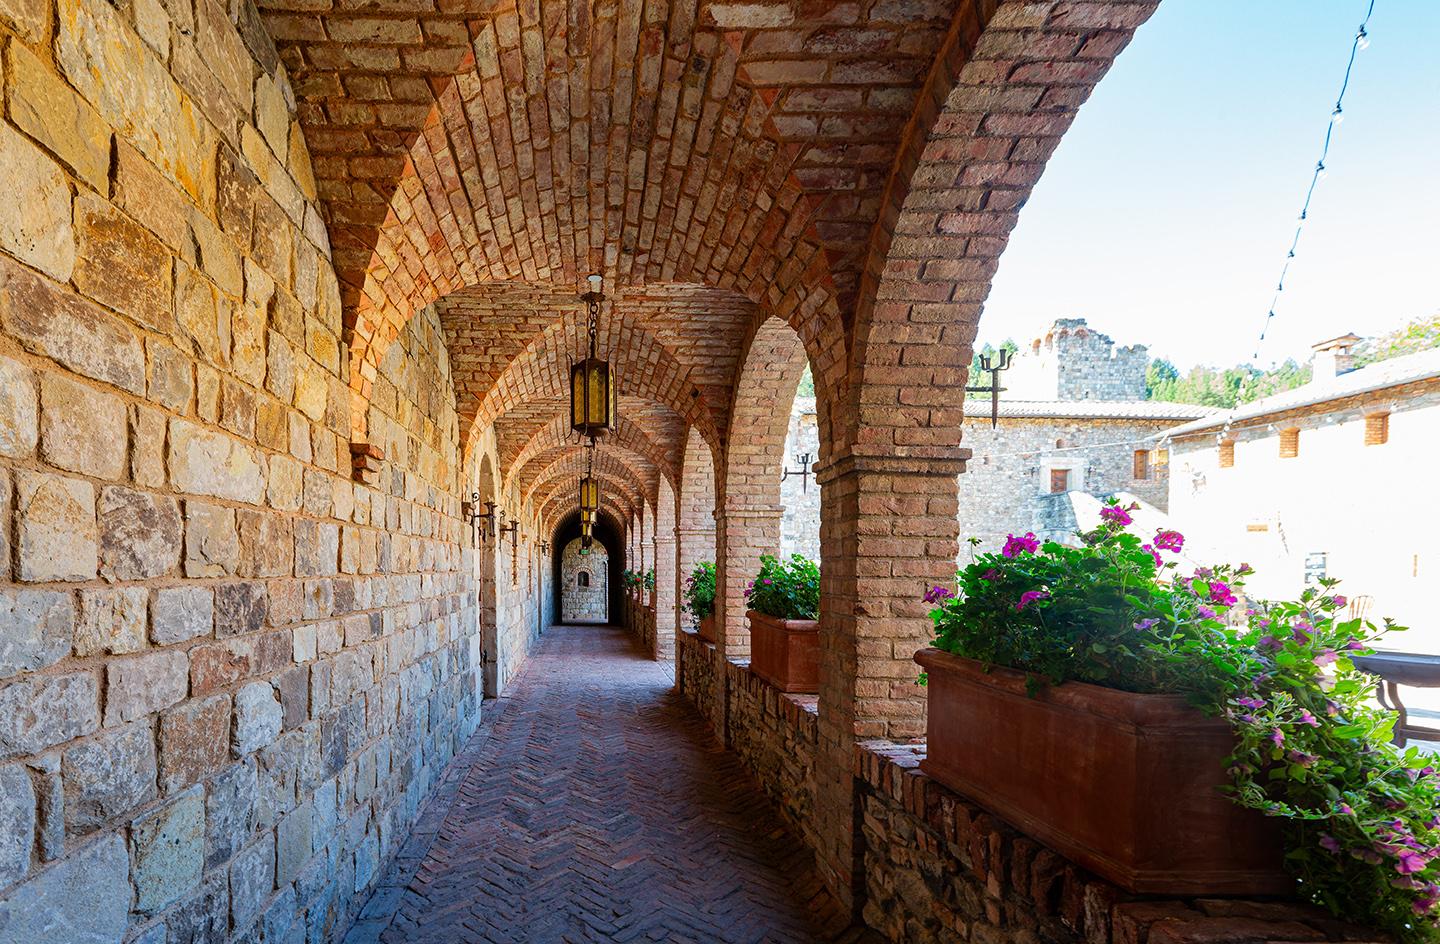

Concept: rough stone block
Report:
left=130, top=404, right=168, bottom=489
left=16, top=471, right=97, bottom=582
left=267, top=453, right=302, bottom=511
left=0, top=673, right=99, bottom=760
left=205, top=760, right=256, bottom=869
left=237, top=510, right=294, bottom=577
left=0, top=834, right=130, bottom=943
left=294, top=519, right=338, bottom=577
left=75, top=587, right=148, bottom=656
left=0, top=355, right=38, bottom=460
left=63, top=721, right=157, bottom=834
left=159, top=695, right=230, bottom=794
left=184, top=501, right=240, bottom=577
left=0, top=590, right=74, bottom=680
left=0, top=125, right=74, bottom=282
left=146, top=341, right=194, bottom=413
left=275, top=665, right=308, bottom=731
left=131, top=787, right=204, bottom=913
left=0, top=762, right=35, bottom=888
left=164, top=870, right=228, bottom=942
left=275, top=800, right=313, bottom=886
left=151, top=586, right=214, bottom=644
left=234, top=681, right=282, bottom=754
left=98, top=486, right=183, bottom=581
left=216, top=581, right=268, bottom=637
left=71, top=193, right=174, bottom=333
left=169, top=419, right=266, bottom=504
left=0, top=0, right=47, bottom=43
left=0, top=256, right=146, bottom=395
left=39, top=371, right=128, bottom=479
left=105, top=650, right=188, bottom=725
left=228, top=829, right=275, bottom=931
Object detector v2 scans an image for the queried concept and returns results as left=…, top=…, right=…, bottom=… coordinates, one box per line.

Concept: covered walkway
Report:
left=353, top=625, right=866, bottom=944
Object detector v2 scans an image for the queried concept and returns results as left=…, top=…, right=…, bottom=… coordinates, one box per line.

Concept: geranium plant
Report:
left=643, top=568, right=655, bottom=591
left=745, top=554, right=819, bottom=621
left=683, top=561, right=716, bottom=622
left=925, top=501, right=1435, bottom=940
left=621, top=569, right=641, bottom=591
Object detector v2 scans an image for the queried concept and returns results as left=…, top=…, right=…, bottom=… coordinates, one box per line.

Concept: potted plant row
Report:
left=746, top=554, right=820, bottom=694
left=917, top=501, right=1437, bottom=940
left=683, top=562, right=717, bottom=642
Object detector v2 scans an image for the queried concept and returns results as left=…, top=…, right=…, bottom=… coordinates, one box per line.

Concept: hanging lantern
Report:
left=578, top=475, right=599, bottom=512
left=580, top=507, right=595, bottom=528
left=570, top=274, right=617, bottom=439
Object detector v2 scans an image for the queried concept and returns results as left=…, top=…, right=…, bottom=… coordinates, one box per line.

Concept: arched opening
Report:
left=474, top=452, right=500, bottom=698
left=551, top=509, right=625, bottom=626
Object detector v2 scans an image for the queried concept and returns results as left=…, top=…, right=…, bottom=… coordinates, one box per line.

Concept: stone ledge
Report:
left=853, top=740, right=1385, bottom=944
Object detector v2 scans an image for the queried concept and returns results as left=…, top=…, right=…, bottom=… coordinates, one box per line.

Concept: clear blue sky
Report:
left=980, top=0, right=1440, bottom=370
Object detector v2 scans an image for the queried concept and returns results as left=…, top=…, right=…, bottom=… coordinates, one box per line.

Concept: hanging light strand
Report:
left=1248, top=1, right=1376, bottom=368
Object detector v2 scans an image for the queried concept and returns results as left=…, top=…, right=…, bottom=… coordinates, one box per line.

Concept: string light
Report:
left=1246, top=0, right=1376, bottom=370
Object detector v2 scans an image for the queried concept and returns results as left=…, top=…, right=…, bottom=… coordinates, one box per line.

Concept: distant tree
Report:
left=1145, top=359, right=1309, bottom=408
left=1144, top=358, right=1180, bottom=399
left=970, top=339, right=1019, bottom=380
left=795, top=365, right=815, bottom=397
left=1354, top=312, right=1440, bottom=366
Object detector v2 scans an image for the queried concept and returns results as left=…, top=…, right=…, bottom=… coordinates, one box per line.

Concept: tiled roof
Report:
left=963, top=399, right=1218, bottom=421
left=1162, top=348, right=1440, bottom=438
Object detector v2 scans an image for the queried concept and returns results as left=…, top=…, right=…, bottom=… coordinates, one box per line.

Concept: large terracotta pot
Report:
left=914, top=648, right=1289, bottom=896
left=748, top=610, right=819, bottom=694
left=696, top=613, right=717, bottom=643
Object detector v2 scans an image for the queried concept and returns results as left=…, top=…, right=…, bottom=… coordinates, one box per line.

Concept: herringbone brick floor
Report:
left=350, top=624, right=874, bottom=944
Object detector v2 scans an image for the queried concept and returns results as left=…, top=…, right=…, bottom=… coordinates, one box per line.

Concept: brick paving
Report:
left=349, top=624, right=872, bottom=944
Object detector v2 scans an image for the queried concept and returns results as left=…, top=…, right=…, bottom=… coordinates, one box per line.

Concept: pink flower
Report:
left=1297, top=709, right=1319, bottom=727
left=1236, top=696, right=1266, bottom=710
left=980, top=568, right=1001, bottom=582
left=1002, top=532, right=1040, bottom=558
left=923, top=585, right=953, bottom=604
left=1208, top=581, right=1237, bottom=606
left=1315, top=649, right=1338, bottom=667
left=1016, top=590, right=1050, bottom=611
left=1153, top=530, right=1185, bottom=552
left=1320, top=834, right=1342, bottom=854
left=1141, top=544, right=1162, bottom=568
left=1397, top=850, right=1430, bottom=875
left=1329, top=595, right=1348, bottom=608
left=1269, top=728, right=1285, bottom=747
left=1134, top=618, right=1159, bottom=631
left=1100, top=505, right=1132, bottom=526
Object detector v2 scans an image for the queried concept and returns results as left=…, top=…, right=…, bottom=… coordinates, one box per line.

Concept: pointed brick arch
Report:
left=501, top=413, right=678, bottom=495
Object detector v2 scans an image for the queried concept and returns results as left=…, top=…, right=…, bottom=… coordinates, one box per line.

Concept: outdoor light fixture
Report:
left=578, top=441, right=599, bottom=512
left=781, top=452, right=814, bottom=493
left=965, top=346, right=1013, bottom=429
left=570, top=273, right=616, bottom=441
left=466, top=496, right=497, bottom=543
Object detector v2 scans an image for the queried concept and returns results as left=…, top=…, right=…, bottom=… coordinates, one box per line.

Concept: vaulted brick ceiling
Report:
left=260, top=0, right=959, bottom=525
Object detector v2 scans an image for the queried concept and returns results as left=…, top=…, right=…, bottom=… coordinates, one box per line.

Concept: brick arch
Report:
left=541, top=494, right=635, bottom=545
left=715, top=315, right=810, bottom=656
left=676, top=426, right=717, bottom=639
left=501, top=413, right=678, bottom=496
left=535, top=471, right=643, bottom=529
left=522, top=446, right=657, bottom=512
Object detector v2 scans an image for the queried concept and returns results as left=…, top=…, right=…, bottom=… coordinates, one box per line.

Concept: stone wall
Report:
left=560, top=537, right=607, bottom=623
left=0, top=5, right=485, bottom=941
left=720, top=659, right=818, bottom=849
left=676, top=629, right=723, bottom=737
left=854, top=743, right=1366, bottom=944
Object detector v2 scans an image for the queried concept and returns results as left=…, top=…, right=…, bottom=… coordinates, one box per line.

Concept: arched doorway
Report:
left=560, top=538, right=609, bottom=623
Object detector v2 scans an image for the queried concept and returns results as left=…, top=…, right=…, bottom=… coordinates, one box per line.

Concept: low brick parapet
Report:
left=854, top=742, right=1384, bottom=944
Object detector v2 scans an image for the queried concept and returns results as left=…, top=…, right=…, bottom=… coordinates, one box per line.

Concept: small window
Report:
left=576, top=570, right=590, bottom=588
left=1279, top=428, right=1300, bottom=459
left=1132, top=450, right=1150, bottom=480
left=1365, top=413, right=1389, bottom=446
left=1219, top=440, right=1235, bottom=468
left=1049, top=468, right=1070, bottom=494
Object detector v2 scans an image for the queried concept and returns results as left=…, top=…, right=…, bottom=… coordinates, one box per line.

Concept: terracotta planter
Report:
left=747, top=610, right=820, bottom=694
left=914, top=648, right=1289, bottom=896
left=696, top=613, right=717, bottom=643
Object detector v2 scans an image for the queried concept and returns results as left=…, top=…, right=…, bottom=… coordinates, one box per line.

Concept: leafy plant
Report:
left=621, top=569, right=642, bottom=591
left=643, top=568, right=655, bottom=591
left=683, top=562, right=716, bottom=622
left=745, top=554, right=819, bottom=621
left=925, top=502, right=1435, bottom=939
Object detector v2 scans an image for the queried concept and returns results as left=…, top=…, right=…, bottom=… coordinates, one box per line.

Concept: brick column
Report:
left=811, top=449, right=967, bottom=910
left=653, top=531, right=676, bottom=661
left=714, top=503, right=783, bottom=660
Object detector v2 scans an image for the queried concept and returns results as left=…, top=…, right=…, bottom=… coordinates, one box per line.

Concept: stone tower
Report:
left=1005, top=318, right=1149, bottom=401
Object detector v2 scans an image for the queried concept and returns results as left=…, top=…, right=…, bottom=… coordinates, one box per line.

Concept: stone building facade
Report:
left=1164, top=343, right=1440, bottom=647
left=779, top=395, right=821, bottom=561
left=560, top=537, right=608, bottom=624
left=1006, top=318, right=1150, bottom=401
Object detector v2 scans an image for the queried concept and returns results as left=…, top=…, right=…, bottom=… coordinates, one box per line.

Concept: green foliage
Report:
left=926, top=505, right=1435, bottom=939
left=1356, top=312, right=1440, bottom=366
left=970, top=339, right=1019, bottom=380
left=621, top=569, right=642, bottom=590
left=795, top=365, right=815, bottom=397
left=745, top=554, right=820, bottom=621
left=1146, top=359, right=1311, bottom=408
left=643, top=568, right=655, bottom=591
left=682, top=562, right=716, bottom=622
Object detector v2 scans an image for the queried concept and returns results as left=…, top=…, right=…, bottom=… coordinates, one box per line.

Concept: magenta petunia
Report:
left=1268, top=728, right=1285, bottom=747
left=1015, top=590, right=1050, bottom=611
left=1396, top=850, right=1430, bottom=875
left=923, top=585, right=953, bottom=604
left=1208, top=581, right=1238, bottom=606
left=1315, top=649, right=1339, bottom=667
left=980, top=568, right=1001, bottom=582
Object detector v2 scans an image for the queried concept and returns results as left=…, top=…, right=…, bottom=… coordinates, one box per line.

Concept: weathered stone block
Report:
left=216, top=581, right=267, bottom=637
left=184, top=501, right=240, bottom=577
left=0, top=355, right=38, bottom=460
left=63, top=721, right=157, bottom=834
left=0, top=590, right=73, bottom=680
left=72, top=193, right=174, bottom=333
left=146, top=340, right=194, bottom=413
left=276, top=665, right=308, bottom=731
left=294, top=519, right=338, bottom=577
left=228, top=829, right=275, bottom=931
left=174, top=261, right=230, bottom=368
left=39, top=371, right=128, bottom=479
left=206, top=760, right=256, bottom=869
left=151, top=586, right=214, bottom=644
left=0, top=256, right=146, bottom=395
left=0, top=833, right=130, bottom=944
left=131, top=787, right=204, bottom=913
left=234, top=681, right=282, bottom=754
left=237, top=510, right=294, bottom=577
left=169, top=419, right=266, bottom=504
left=129, top=404, right=168, bottom=489
left=6, top=44, right=110, bottom=192
left=275, top=800, right=313, bottom=885
left=105, top=650, right=188, bottom=725
left=16, top=471, right=97, bottom=582
left=267, top=453, right=302, bottom=511
left=98, top=486, right=183, bottom=581
left=164, top=870, right=228, bottom=943
left=0, top=673, right=99, bottom=760
left=159, top=695, right=230, bottom=793
left=0, top=762, right=35, bottom=888
left=0, top=125, right=74, bottom=282
left=75, top=587, right=148, bottom=656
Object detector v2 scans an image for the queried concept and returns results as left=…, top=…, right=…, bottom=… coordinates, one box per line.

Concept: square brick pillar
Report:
left=653, top=532, right=677, bottom=661
left=714, top=503, right=784, bottom=661
left=676, top=521, right=720, bottom=730
left=811, top=449, right=966, bottom=910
